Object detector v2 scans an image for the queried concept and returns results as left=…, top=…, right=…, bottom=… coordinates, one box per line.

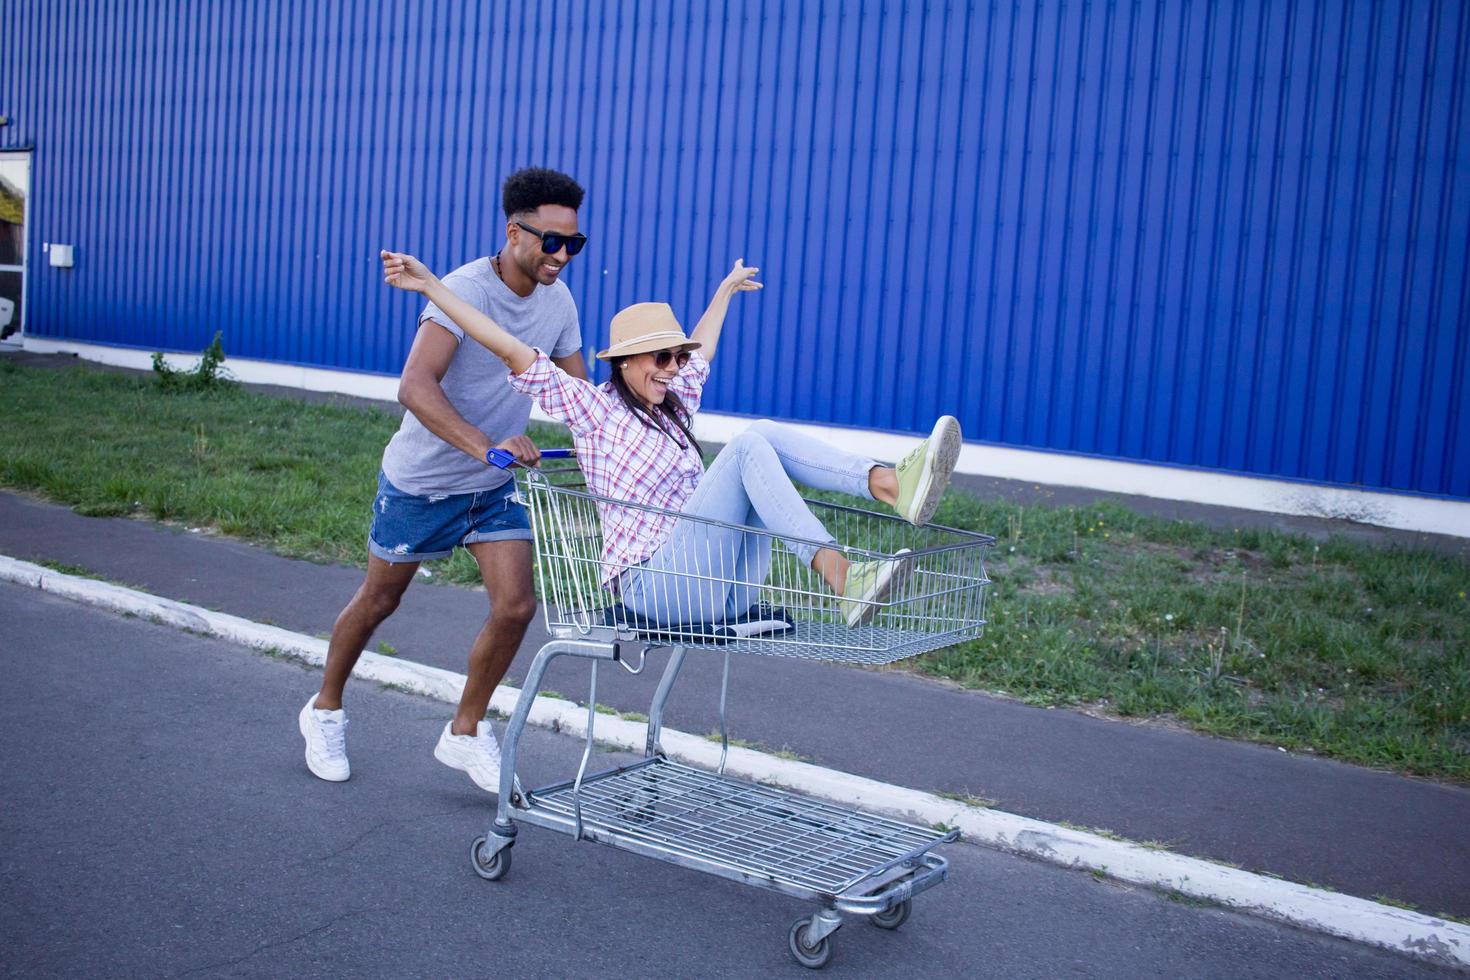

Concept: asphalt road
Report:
left=0, top=581, right=1450, bottom=978
left=2, top=490, right=1466, bottom=920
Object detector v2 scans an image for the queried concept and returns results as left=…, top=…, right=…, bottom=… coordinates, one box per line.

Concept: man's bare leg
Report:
left=315, top=555, right=420, bottom=711
left=452, top=539, right=536, bottom=735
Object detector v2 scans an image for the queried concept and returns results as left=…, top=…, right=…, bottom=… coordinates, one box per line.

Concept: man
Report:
left=299, top=167, right=590, bottom=791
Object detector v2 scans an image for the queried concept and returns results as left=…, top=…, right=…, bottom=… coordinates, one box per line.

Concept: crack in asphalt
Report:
left=170, top=907, right=365, bottom=978
left=168, top=802, right=487, bottom=975
left=288, top=801, right=484, bottom=869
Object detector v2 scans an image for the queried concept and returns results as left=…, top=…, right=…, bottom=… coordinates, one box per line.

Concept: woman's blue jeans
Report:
left=619, top=420, right=878, bottom=625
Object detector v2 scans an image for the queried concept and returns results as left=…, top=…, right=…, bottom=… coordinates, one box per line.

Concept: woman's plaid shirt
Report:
left=508, top=349, right=709, bottom=585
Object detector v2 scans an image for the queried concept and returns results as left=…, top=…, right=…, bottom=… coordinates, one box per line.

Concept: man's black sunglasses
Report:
left=515, top=220, right=588, bottom=257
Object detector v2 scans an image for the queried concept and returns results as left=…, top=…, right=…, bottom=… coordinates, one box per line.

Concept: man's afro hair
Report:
left=502, top=167, right=585, bottom=218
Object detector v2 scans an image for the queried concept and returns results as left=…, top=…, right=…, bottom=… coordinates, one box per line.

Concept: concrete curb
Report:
left=4, top=553, right=1467, bottom=971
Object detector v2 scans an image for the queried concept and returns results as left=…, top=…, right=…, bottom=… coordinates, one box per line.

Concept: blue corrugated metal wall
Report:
left=3, top=1, right=1468, bottom=499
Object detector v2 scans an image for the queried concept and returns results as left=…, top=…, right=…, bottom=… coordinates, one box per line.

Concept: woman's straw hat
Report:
left=595, top=302, right=702, bottom=361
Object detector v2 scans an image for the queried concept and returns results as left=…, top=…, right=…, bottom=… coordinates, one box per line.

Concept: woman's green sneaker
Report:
left=841, top=550, right=913, bottom=627
left=895, top=416, right=962, bottom=525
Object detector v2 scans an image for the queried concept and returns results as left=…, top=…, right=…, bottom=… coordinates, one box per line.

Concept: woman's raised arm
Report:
left=380, top=250, right=537, bottom=375
left=687, top=258, right=762, bottom=364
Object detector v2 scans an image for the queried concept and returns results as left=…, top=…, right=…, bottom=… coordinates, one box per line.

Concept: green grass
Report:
left=937, top=790, right=997, bottom=809
left=2, top=360, right=1467, bottom=780
left=0, top=359, right=568, bottom=585
left=906, top=493, right=1470, bottom=780
left=0, top=361, right=399, bottom=563
left=704, top=731, right=759, bottom=750
left=33, top=558, right=107, bottom=580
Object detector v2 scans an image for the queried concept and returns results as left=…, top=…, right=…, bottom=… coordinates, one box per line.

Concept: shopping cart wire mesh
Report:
left=517, top=458, right=994, bottom=665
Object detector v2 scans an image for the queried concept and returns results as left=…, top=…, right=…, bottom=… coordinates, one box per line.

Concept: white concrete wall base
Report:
left=24, top=336, right=1468, bottom=538
left=4, top=553, right=1466, bottom=969
left=687, top=414, right=1470, bottom=540
left=22, top=336, right=403, bottom=401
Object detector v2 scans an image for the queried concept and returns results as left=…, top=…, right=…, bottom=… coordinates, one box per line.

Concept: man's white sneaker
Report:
left=434, top=721, right=502, bottom=793
left=299, top=696, right=350, bottom=782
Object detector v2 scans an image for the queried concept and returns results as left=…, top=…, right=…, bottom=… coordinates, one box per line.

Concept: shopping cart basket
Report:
left=473, top=447, right=994, bottom=969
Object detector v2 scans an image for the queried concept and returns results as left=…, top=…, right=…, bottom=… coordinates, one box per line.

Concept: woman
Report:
left=379, top=250, right=962, bottom=628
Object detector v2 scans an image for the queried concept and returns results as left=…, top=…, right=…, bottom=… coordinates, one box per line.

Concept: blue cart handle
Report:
left=485, top=446, right=575, bottom=469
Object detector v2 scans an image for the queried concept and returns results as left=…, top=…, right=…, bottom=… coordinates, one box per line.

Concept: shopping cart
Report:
left=474, top=447, right=994, bottom=969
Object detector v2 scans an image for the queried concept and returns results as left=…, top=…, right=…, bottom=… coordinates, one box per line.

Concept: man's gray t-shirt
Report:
left=381, top=257, right=583, bottom=496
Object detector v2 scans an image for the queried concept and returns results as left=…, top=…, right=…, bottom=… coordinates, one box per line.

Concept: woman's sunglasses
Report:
left=515, top=220, right=588, bottom=257
left=653, top=349, right=692, bottom=369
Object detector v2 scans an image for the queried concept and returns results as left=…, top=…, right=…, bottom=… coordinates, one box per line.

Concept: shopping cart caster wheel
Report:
left=788, top=917, right=834, bottom=969
left=869, top=898, right=910, bottom=930
left=470, top=835, right=511, bottom=881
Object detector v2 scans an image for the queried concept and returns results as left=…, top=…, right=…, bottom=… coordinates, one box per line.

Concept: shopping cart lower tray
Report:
left=469, top=462, right=993, bottom=969
left=531, top=757, right=957, bottom=902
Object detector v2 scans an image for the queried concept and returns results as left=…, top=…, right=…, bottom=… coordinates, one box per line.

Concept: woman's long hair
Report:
left=608, top=357, right=703, bottom=457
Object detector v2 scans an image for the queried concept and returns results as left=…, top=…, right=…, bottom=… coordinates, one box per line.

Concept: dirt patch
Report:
left=1018, top=567, right=1074, bottom=597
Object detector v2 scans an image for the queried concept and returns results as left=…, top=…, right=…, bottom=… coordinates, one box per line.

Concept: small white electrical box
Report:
left=49, top=244, right=75, bottom=268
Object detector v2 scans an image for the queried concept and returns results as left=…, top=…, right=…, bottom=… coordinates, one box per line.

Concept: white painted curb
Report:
left=3, top=553, right=1467, bottom=970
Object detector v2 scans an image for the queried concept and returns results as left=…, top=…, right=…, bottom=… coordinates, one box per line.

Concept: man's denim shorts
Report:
left=368, top=471, right=532, bottom=563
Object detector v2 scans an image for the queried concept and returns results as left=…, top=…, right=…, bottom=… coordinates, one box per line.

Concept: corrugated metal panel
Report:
left=3, top=0, right=1467, bottom=499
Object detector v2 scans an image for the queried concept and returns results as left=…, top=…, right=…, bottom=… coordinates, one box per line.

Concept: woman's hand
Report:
left=720, top=258, right=762, bottom=295
left=384, top=250, right=536, bottom=373
left=690, top=259, right=761, bottom=364
left=380, top=250, right=436, bottom=293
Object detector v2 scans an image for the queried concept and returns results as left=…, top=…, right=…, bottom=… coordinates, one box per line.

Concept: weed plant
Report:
left=151, top=332, right=234, bottom=392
